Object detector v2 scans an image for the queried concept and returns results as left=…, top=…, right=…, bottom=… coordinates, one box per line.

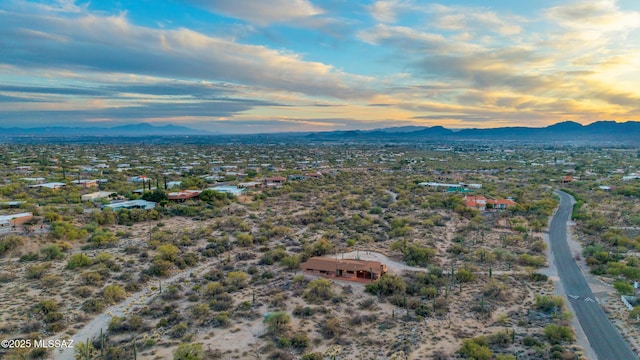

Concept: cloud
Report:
left=545, top=0, right=640, bottom=32
left=369, top=0, right=416, bottom=23
left=427, top=4, right=523, bottom=35
left=184, top=0, right=323, bottom=26
left=0, top=6, right=373, bottom=101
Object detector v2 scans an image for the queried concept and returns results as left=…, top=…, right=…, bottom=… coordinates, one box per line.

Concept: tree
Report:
left=142, top=190, right=168, bottom=203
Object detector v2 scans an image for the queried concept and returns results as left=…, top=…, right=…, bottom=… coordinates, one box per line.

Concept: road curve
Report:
left=550, top=190, right=637, bottom=360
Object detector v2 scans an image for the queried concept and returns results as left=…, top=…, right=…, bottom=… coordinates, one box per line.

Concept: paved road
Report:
left=550, top=190, right=637, bottom=360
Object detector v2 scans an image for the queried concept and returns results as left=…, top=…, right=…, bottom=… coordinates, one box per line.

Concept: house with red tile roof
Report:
left=167, top=190, right=202, bottom=201
left=301, top=257, right=387, bottom=282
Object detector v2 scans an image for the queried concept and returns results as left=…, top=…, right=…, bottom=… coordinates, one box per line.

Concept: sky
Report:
left=1, top=0, right=640, bottom=134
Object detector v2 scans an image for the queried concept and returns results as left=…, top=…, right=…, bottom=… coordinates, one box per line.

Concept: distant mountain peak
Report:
left=0, top=122, right=210, bottom=136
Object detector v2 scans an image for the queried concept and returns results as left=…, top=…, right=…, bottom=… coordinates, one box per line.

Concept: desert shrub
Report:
left=87, top=229, right=118, bottom=248
left=225, top=271, right=249, bottom=290
left=20, top=252, right=40, bottom=262
left=190, top=304, right=210, bottom=319
left=301, top=353, right=323, bottom=360
left=459, top=337, right=493, bottom=360
left=210, top=293, right=234, bottom=311
left=403, top=245, right=436, bottom=267
left=264, top=312, right=290, bottom=335
left=170, top=322, right=188, bottom=338
left=293, top=306, right=315, bottom=317
left=173, top=343, right=203, bottom=360
left=487, top=330, right=512, bottom=347
left=26, top=264, right=48, bottom=279
left=415, top=303, right=431, bottom=317
left=204, top=282, right=224, bottom=299
left=544, top=324, right=573, bottom=344
left=156, top=244, right=179, bottom=262
left=67, top=253, right=93, bottom=269
left=81, top=298, right=106, bottom=313
left=319, top=317, right=344, bottom=338
left=40, top=274, right=63, bottom=288
left=74, top=286, right=93, bottom=297
left=359, top=297, right=376, bottom=310
left=40, top=244, right=64, bottom=260
left=455, top=269, right=475, bottom=283
left=365, top=274, right=406, bottom=296
left=146, top=259, right=174, bottom=277
left=81, top=271, right=104, bottom=286
left=535, top=295, right=564, bottom=314
left=483, top=280, right=509, bottom=301
left=235, top=232, right=254, bottom=247
left=0, top=272, right=15, bottom=283
left=614, top=280, right=635, bottom=295
left=103, top=284, right=126, bottom=304
left=529, top=273, right=548, bottom=282
left=523, top=336, right=542, bottom=347
left=303, top=278, right=335, bottom=303
left=518, top=254, right=545, bottom=267
left=260, top=248, right=288, bottom=265
left=33, top=299, right=58, bottom=315
left=290, top=333, right=309, bottom=349
left=530, top=239, right=547, bottom=254
left=280, top=255, right=301, bottom=270
left=0, top=235, right=24, bottom=255
left=213, top=312, right=231, bottom=328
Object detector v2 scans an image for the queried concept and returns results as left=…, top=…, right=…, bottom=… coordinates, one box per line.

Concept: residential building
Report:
left=167, top=190, right=202, bottom=201
left=464, top=195, right=517, bottom=211
left=102, top=200, right=156, bottom=211
left=301, top=257, right=387, bottom=281
left=28, top=182, right=66, bottom=190
left=0, top=212, right=33, bottom=235
left=81, top=191, right=117, bottom=202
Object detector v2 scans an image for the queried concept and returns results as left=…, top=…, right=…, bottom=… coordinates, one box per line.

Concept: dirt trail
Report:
left=51, top=258, right=222, bottom=360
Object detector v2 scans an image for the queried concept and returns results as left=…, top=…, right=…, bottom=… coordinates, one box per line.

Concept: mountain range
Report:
left=1, top=121, right=639, bottom=143
left=0, top=123, right=210, bottom=136
left=305, top=120, right=640, bottom=143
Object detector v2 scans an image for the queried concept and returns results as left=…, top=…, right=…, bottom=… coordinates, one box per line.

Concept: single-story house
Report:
left=237, top=181, right=262, bottom=189
left=166, top=181, right=182, bottom=189
left=263, top=176, right=286, bottom=185
left=71, top=179, right=98, bottom=187
left=167, top=190, right=202, bottom=201
left=207, top=186, right=245, bottom=196
left=129, top=176, right=151, bottom=183
left=301, top=257, right=387, bottom=281
left=102, top=200, right=156, bottom=211
left=464, top=195, right=517, bottom=211
left=132, top=187, right=157, bottom=194
left=29, top=182, right=66, bottom=190
left=81, top=191, right=117, bottom=202
left=20, top=177, right=46, bottom=184
left=0, top=212, right=34, bottom=234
